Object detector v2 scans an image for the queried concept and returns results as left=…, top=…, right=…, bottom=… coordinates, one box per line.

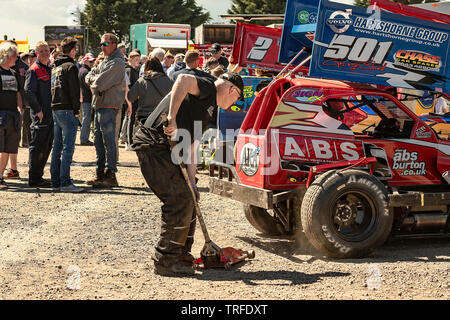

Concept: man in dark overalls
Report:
left=132, top=72, right=243, bottom=276
left=25, top=41, right=53, bottom=187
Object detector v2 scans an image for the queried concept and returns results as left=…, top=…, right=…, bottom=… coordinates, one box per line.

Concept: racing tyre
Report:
left=244, top=204, right=289, bottom=236
left=300, top=170, right=393, bottom=258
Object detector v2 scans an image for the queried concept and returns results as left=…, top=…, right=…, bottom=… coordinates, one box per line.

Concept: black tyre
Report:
left=300, top=169, right=393, bottom=258
left=244, top=204, right=289, bottom=236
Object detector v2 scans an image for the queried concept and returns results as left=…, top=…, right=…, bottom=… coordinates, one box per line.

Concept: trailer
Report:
left=130, top=23, right=193, bottom=56
left=44, top=25, right=87, bottom=54
left=194, top=24, right=235, bottom=45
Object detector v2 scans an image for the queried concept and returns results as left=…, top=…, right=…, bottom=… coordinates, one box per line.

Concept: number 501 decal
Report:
left=324, top=34, right=393, bottom=65
left=247, top=37, right=273, bottom=62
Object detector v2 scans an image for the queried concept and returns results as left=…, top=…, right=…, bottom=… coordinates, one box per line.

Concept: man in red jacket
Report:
left=25, top=41, right=53, bottom=188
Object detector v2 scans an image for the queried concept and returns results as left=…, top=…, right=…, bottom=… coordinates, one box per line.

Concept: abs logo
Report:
left=327, top=9, right=353, bottom=34
left=239, top=143, right=260, bottom=176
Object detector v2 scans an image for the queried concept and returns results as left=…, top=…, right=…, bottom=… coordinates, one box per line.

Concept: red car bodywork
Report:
left=235, top=77, right=450, bottom=190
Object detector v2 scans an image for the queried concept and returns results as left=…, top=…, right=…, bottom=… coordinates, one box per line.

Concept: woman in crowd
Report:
left=127, top=57, right=172, bottom=126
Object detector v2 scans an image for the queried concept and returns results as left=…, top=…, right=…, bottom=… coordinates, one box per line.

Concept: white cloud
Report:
left=1, top=0, right=85, bottom=47
left=196, top=0, right=232, bottom=22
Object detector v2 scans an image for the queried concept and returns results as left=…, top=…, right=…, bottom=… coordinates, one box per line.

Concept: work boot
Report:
left=86, top=170, right=105, bottom=186
left=153, top=262, right=195, bottom=277
left=181, top=250, right=195, bottom=266
left=93, top=169, right=118, bottom=188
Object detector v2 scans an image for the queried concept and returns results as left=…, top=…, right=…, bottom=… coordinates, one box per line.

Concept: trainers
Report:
left=60, top=184, right=85, bottom=193
left=5, top=169, right=20, bottom=179
left=154, top=263, right=195, bottom=277
left=0, top=178, right=7, bottom=190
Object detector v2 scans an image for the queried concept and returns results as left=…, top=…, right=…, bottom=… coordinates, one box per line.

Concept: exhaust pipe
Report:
left=443, top=171, right=450, bottom=184
left=401, top=214, right=449, bottom=231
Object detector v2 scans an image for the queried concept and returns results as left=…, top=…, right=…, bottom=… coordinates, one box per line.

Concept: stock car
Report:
left=209, top=76, right=450, bottom=258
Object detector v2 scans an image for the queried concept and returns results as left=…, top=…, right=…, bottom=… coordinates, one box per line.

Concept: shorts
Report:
left=0, top=113, right=20, bottom=154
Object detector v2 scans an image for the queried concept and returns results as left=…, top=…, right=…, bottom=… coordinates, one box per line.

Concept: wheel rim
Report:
left=329, top=190, right=378, bottom=242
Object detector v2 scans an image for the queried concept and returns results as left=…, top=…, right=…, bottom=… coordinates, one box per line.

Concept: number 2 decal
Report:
left=247, top=37, right=273, bottom=62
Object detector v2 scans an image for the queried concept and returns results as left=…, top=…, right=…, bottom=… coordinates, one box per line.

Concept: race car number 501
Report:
left=323, top=34, right=393, bottom=65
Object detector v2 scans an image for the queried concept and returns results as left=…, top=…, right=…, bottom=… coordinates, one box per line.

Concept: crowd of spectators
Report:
left=0, top=37, right=231, bottom=191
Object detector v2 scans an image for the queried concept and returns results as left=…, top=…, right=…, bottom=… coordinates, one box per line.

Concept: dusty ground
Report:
left=0, top=134, right=449, bottom=300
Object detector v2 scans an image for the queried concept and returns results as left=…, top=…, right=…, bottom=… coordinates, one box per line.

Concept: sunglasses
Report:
left=210, top=50, right=219, bottom=54
left=100, top=42, right=116, bottom=47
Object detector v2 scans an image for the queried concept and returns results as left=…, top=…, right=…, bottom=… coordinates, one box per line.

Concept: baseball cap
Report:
left=20, top=52, right=31, bottom=59
left=83, top=53, right=96, bottom=62
left=175, top=53, right=185, bottom=59
left=220, top=72, right=244, bottom=100
left=210, top=43, right=221, bottom=52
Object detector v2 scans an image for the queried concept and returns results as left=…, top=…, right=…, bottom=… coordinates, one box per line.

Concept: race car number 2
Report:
left=247, top=36, right=273, bottom=62
left=323, top=34, right=393, bottom=65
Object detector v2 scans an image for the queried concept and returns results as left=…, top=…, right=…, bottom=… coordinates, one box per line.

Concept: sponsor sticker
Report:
left=415, top=126, right=432, bottom=139
left=239, top=143, right=260, bottom=176
left=292, top=89, right=324, bottom=103
left=392, top=149, right=426, bottom=176
left=327, top=9, right=353, bottom=34
left=394, top=50, right=441, bottom=71
left=280, top=134, right=364, bottom=163
left=298, top=10, right=310, bottom=24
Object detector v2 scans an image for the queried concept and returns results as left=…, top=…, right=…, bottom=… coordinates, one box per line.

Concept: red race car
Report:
left=209, top=76, right=450, bottom=258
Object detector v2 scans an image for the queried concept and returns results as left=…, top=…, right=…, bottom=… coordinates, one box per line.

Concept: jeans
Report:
left=50, top=110, right=78, bottom=188
left=80, top=102, right=92, bottom=143
left=94, top=108, right=118, bottom=173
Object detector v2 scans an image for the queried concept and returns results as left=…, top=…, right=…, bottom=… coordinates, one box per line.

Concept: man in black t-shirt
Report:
left=132, top=72, right=243, bottom=276
left=170, top=50, right=216, bottom=82
left=0, top=42, right=23, bottom=189
left=210, top=43, right=229, bottom=70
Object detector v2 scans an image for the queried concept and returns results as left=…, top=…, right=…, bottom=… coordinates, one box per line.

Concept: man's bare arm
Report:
left=17, top=92, right=23, bottom=114
left=167, top=74, right=200, bottom=123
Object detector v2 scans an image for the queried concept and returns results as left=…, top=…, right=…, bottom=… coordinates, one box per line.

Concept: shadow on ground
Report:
left=196, top=268, right=349, bottom=286
left=237, top=235, right=450, bottom=264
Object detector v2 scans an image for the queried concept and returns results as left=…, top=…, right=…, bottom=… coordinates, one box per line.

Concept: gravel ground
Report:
left=0, top=138, right=449, bottom=300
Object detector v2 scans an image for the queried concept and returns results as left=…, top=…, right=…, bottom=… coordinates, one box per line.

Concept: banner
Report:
left=231, top=22, right=284, bottom=71
left=309, top=0, right=450, bottom=94
left=279, top=0, right=318, bottom=65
